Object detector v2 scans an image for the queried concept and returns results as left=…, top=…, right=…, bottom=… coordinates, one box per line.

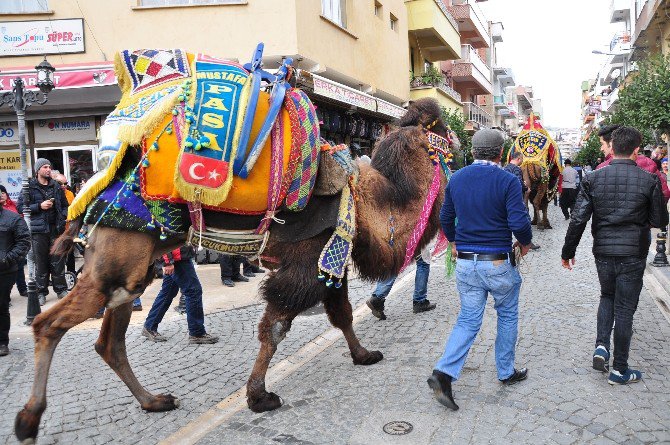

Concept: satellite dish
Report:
left=611, top=69, right=621, bottom=79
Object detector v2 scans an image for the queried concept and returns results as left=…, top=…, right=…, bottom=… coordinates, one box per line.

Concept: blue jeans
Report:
left=372, top=257, right=430, bottom=302
left=435, top=258, right=522, bottom=381
left=144, top=259, right=206, bottom=336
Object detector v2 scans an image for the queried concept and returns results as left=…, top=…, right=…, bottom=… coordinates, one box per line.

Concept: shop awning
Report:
left=301, top=72, right=405, bottom=120
left=0, top=61, right=120, bottom=121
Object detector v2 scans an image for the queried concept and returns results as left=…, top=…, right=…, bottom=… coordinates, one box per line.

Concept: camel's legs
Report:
left=323, top=276, right=383, bottom=366
left=15, top=277, right=106, bottom=443
left=246, top=304, right=300, bottom=413
left=94, top=302, right=179, bottom=412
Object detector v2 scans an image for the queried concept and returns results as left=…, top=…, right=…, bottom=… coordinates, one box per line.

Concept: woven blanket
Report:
left=68, top=48, right=320, bottom=222
left=84, top=169, right=188, bottom=235
left=513, top=114, right=563, bottom=173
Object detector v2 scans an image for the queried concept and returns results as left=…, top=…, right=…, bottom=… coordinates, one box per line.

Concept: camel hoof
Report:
left=15, top=408, right=40, bottom=444
left=352, top=349, right=384, bottom=366
left=247, top=391, right=283, bottom=413
left=141, top=393, right=180, bottom=412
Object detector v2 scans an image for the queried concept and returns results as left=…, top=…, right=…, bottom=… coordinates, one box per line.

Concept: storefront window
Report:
left=67, top=149, right=95, bottom=188
left=0, top=0, right=49, bottom=13
left=34, top=146, right=96, bottom=190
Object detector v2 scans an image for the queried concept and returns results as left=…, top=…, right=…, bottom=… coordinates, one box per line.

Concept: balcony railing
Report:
left=459, top=44, right=491, bottom=81
left=433, top=0, right=459, bottom=30
left=410, top=77, right=462, bottom=103
left=450, top=0, right=491, bottom=45
left=493, top=95, right=508, bottom=108
left=463, top=101, right=492, bottom=128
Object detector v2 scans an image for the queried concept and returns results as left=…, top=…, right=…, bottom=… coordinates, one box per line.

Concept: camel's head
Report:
left=370, top=98, right=447, bottom=207
left=399, top=98, right=449, bottom=138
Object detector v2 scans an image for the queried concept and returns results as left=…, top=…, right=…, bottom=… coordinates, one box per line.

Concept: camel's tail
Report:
left=51, top=217, right=83, bottom=256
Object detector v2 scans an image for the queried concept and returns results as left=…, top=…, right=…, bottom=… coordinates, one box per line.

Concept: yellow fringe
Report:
left=67, top=142, right=129, bottom=220
left=117, top=88, right=182, bottom=146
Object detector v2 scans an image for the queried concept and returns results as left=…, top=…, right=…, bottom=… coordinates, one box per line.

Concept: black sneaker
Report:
left=500, top=368, right=528, bottom=385
left=173, top=305, right=186, bottom=314
left=427, top=370, right=458, bottom=410
left=132, top=305, right=143, bottom=312
left=413, top=299, right=437, bottom=314
left=366, top=296, right=386, bottom=320
left=232, top=275, right=249, bottom=283
left=243, top=270, right=256, bottom=278
left=0, top=344, right=8, bottom=357
left=222, top=278, right=235, bottom=287
left=251, top=266, right=265, bottom=274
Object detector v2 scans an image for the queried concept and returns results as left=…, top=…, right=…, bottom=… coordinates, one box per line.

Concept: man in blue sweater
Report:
left=427, top=129, right=533, bottom=411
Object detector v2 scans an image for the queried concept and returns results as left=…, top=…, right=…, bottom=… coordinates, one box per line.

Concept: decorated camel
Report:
left=15, top=47, right=453, bottom=443
left=509, top=113, right=562, bottom=229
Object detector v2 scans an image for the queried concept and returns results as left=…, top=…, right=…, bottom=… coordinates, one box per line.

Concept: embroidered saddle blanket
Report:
left=69, top=48, right=321, bottom=220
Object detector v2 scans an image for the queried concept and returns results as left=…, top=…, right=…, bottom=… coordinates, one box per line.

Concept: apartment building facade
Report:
left=0, top=0, right=409, bottom=193
left=581, top=0, right=670, bottom=142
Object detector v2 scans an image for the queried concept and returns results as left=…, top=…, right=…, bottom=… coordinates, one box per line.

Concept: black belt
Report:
left=457, top=252, right=514, bottom=266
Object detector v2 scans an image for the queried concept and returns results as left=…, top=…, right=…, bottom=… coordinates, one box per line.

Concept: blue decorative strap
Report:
left=238, top=57, right=293, bottom=179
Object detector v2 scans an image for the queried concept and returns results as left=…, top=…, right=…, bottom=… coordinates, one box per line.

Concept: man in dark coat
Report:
left=562, top=127, right=669, bottom=385
left=17, top=158, right=68, bottom=305
left=0, top=195, right=31, bottom=356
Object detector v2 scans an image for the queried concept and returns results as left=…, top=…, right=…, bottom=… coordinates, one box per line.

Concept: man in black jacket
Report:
left=17, top=158, right=68, bottom=305
left=0, top=199, right=31, bottom=356
left=561, top=127, right=668, bottom=385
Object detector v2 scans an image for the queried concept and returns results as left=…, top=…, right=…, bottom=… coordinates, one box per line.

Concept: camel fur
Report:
left=14, top=98, right=449, bottom=442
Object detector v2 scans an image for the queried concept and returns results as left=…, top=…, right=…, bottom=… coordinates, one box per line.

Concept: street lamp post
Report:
left=0, top=57, right=56, bottom=325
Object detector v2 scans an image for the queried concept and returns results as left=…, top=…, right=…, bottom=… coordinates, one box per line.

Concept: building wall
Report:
left=295, top=0, right=409, bottom=102
left=0, top=0, right=409, bottom=102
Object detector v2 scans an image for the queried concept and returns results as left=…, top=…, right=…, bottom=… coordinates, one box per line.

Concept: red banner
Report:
left=0, top=63, right=116, bottom=92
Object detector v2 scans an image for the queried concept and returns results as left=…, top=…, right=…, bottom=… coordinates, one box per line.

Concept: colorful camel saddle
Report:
left=511, top=113, right=563, bottom=173
left=68, top=46, right=321, bottom=221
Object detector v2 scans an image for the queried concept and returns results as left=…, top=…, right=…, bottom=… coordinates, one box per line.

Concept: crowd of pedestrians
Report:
left=2, top=125, right=669, bottom=416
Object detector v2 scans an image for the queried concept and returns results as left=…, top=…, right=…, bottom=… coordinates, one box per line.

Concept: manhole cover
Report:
left=383, top=421, right=413, bottom=436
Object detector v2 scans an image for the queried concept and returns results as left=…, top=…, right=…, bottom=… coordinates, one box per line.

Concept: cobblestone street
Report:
left=1, top=205, right=669, bottom=444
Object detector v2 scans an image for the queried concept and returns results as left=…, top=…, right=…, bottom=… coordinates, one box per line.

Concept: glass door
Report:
left=65, top=147, right=97, bottom=190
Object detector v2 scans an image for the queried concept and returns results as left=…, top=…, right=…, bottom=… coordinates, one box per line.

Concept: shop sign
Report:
left=34, top=118, right=96, bottom=144
left=0, top=19, right=85, bottom=57
left=312, top=74, right=376, bottom=112
left=0, top=63, right=115, bottom=92
left=0, top=150, right=22, bottom=201
left=376, top=99, right=405, bottom=119
left=0, top=121, right=29, bottom=145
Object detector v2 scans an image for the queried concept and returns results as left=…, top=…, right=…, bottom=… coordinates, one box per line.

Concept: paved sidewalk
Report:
left=189, top=207, right=670, bottom=445
left=1, top=205, right=669, bottom=444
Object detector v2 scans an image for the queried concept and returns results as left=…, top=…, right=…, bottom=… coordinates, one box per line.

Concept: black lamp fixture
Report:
left=35, top=56, right=56, bottom=94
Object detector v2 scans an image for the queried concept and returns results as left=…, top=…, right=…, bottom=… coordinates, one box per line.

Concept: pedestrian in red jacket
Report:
left=597, top=125, right=670, bottom=202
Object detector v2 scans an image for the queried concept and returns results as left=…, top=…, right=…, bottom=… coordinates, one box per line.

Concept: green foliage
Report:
left=502, top=137, right=514, bottom=164
left=575, top=131, right=601, bottom=167
left=422, top=65, right=443, bottom=85
left=611, top=54, right=670, bottom=145
left=441, top=107, right=472, bottom=169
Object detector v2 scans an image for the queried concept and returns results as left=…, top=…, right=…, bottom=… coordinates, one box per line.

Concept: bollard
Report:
left=651, top=228, right=669, bottom=267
